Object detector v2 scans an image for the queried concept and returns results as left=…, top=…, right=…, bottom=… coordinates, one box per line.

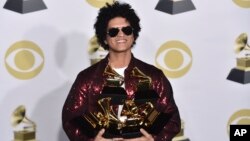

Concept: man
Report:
left=62, top=2, right=181, bottom=141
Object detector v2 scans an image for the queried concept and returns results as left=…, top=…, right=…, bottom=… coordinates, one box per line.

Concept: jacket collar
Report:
left=101, top=53, right=137, bottom=72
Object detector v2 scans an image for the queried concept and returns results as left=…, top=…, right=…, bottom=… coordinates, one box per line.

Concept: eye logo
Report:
left=155, top=40, right=193, bottom=78
left=86, top=0, right=114, bottom=8
left=5, top=40, right=45, bottom=80
left=233, top=0, right=250, bottom=8
left=227, top=109, right=250, bottom=135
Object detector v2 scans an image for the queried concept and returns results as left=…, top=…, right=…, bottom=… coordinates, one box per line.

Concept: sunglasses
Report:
left=107, top=26, right=133, bottom=37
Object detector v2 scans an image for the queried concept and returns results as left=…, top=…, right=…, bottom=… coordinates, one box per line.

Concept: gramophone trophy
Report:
left=78, top=66, right=169, bottom=138
left=88, top=36, right=108, bottom=65
left=86, top=0, right=114, bottom=8
left=11, top=105, right=36, bottom=141
left=227, top=33, right=250, bottom=84
left=3, top=0, right=47, bottom=14
left=155, top=0, right=195, bottom=15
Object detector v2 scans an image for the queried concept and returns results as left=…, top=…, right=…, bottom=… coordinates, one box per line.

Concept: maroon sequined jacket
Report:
left=62, top=55, right=181, bottom=141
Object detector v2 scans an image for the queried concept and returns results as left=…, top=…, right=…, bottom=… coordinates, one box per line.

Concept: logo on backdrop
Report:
left=3, top=0, right=47, bottom=14
left=86, top=0, right=114, bottom=8
left=232, top=0, right=250, bottom=8
left=227, top=33, right=250, bottom=84
left=11, top=105, right=37, bottom=141
left=227, top=109, right=250, bottom=140
left=88, top=36, right=108, bottom=65
left=155, top=40, right=192, bottom=78
left=5, top=40, right=45, bottom=79
left=155, top=0, right=196, bottom=15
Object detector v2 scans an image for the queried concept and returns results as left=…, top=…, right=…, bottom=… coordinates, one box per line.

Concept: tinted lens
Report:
left=107, top=26, right=133, bottom=37
left=108, top=28, right=119, bottom=37
left=122, top=26, right=133, bottom=36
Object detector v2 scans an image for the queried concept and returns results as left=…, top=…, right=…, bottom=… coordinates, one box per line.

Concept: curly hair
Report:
left=94, top=1, right=141, bottom=50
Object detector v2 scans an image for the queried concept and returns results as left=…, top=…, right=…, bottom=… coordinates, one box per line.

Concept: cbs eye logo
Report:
left=233, top=0, right=250, bottom=8
left=227, top=109, right=250, bottom=135
left=5, top=40, right=45, bottom=80
left=86, top=0, right=114, bottom=8
left=155, top=40, right=193, bottom=78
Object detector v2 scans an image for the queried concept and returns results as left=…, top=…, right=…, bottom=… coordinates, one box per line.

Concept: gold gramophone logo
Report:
left=11, top=105, right=36, bottom=141
left=5, top=40, right=45, bottom=80
left=227, top=33, right=250, bottom=84
left=88, top=36, right=108, bottom=65
left=155, top=40, right=193, bottom=78
left=86, top=0, right=114, bottom=8
left=227, top=109, right=250, bottom=135
left=232, top=0, right=250, bottom=8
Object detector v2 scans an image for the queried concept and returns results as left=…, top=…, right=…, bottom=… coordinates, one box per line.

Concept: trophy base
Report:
left=227, top=68, right=250, bottom=84
left=103, top=126, right=143, bottom=139
left=121, top=131, right=142, bottom=139
left=102, top=132, right=142, bottom=139
left=4, top=0, right=47, bottom=14
left=155, top=0, right=195, bottom=15
left=14, top=131, right=35, bottom=141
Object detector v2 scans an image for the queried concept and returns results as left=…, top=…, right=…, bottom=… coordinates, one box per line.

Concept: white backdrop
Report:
left=0, top=0, right=249, bottom=141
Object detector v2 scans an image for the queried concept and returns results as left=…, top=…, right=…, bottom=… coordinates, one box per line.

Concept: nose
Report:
left=117, top=29, right=125, bottom=37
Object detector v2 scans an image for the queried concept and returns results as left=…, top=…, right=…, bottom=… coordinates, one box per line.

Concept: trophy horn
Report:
left=131, top=67, right=152, bottom=89
left=11, top=105, right=36, bottom=129
left=11, top=105, right=26, bottom=127
left=131, top=67, right=152, bottom=83
left=98, top=98, right=120, bottom=123
left=104, top=65, right=122, bottom=78
left=234, top=33, right=249, bottom=54
left=98, top=98, right=112, bottom=116
left=103, top=65, right=124, bottom=86
left=88, top=36, right=100, bottom=54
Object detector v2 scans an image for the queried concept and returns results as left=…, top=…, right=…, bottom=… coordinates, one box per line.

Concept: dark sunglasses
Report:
left=107, top=26, right=133, bottom=37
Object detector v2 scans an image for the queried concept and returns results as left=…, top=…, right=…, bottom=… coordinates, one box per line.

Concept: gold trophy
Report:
left=83, top=97, right=160, bottom=138
left=80, top=66, right=168, bottom=139
left=227, top=33, right=250, bottom=84
left=88, top=36, right=108, bottom=65
left=155, top=0, right=196, bottom=15
left=11, top=105, right=36, bottom=141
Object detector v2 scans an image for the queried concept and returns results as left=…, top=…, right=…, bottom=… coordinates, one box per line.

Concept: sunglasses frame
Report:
left=107, top=26, right=134, bottom=37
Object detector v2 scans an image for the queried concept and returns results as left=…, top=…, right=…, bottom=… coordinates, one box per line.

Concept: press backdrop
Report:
left=0, top=0, right=249, bottom=141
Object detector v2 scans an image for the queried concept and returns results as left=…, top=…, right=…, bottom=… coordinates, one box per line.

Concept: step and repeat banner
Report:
left=0, top=0, right=249, bottom=141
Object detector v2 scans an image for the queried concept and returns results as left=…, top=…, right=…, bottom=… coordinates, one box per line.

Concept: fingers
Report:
left=94, top=128, right=105, bottom=141
left=140, top=128, right=147, bottom=134
left=97, top=128, right=105, bottom=137
left=140, top=128, right=151, bottom=138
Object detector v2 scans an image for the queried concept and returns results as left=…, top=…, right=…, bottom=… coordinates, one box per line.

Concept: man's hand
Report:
left=94, top=129, right=109, bottom=141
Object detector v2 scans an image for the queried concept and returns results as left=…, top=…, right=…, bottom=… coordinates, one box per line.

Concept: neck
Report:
left=108, top=52, right=131, bottom=68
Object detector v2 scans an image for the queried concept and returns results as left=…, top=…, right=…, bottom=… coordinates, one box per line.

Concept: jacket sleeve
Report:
left=62, top=73, right=94, bottom=141
left=153, top=70, right=181, bottom=141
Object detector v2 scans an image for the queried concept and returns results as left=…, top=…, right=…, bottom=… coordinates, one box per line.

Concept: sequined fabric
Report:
left=62, top=54, right=181, bottom=141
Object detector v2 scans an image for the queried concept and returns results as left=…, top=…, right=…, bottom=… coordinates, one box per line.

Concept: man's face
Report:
left=106, top=17, right=134, bottom=53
